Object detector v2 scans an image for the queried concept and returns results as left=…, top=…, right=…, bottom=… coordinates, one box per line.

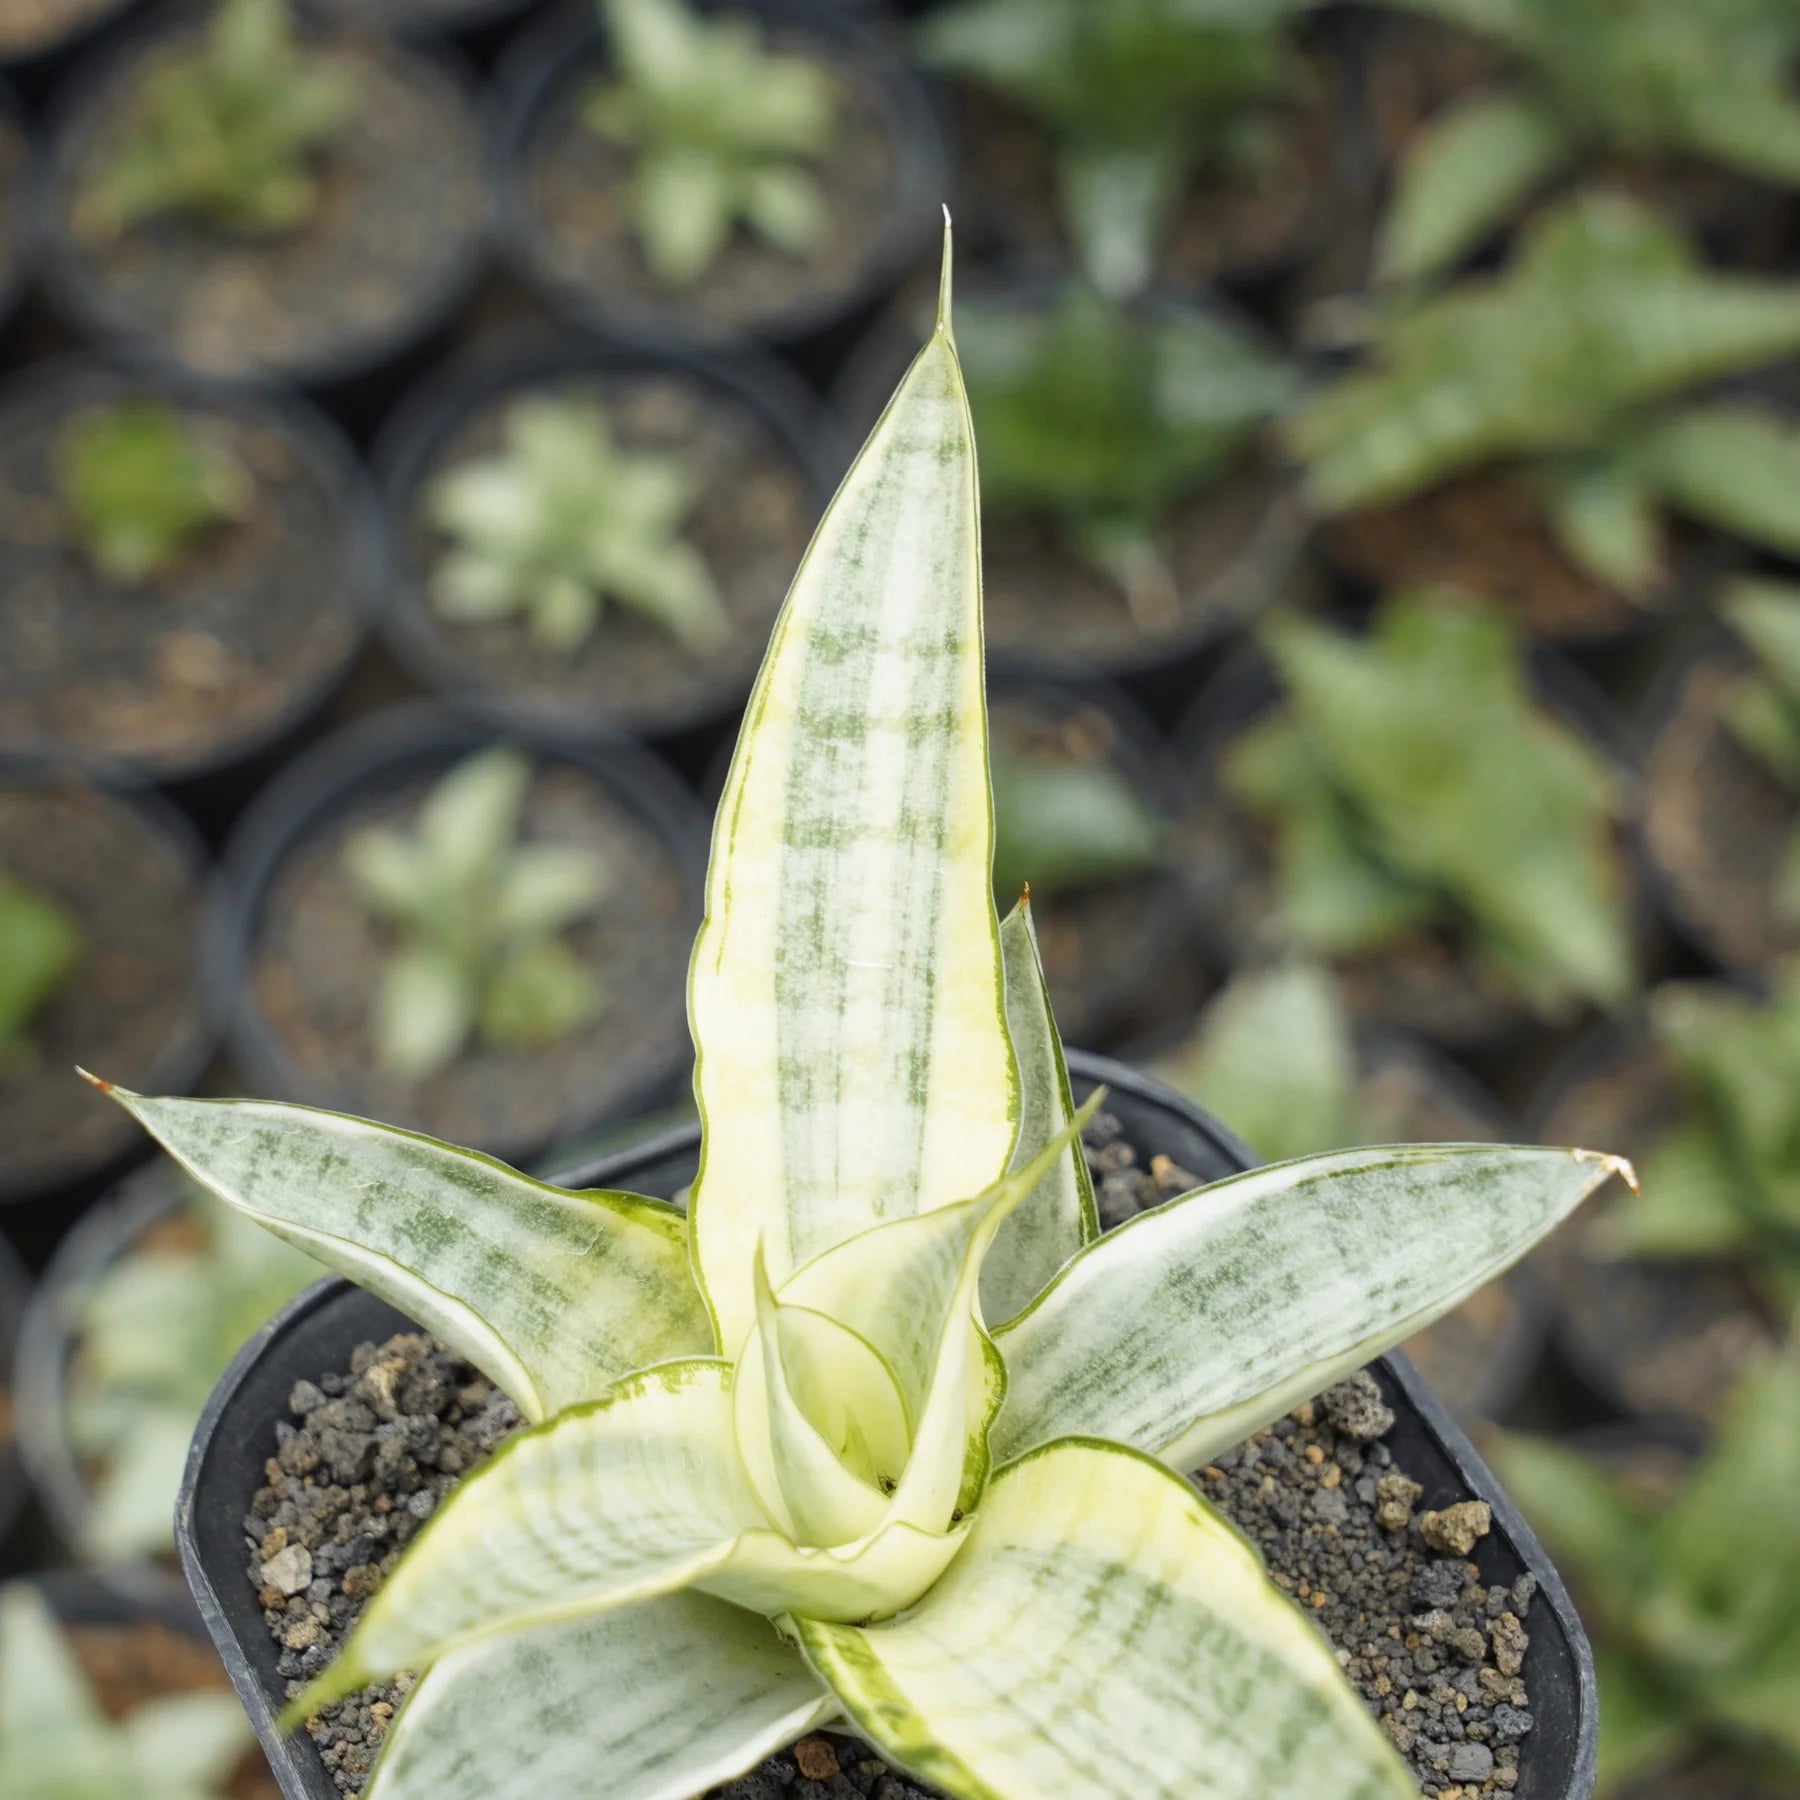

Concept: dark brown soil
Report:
left=247, top=759, right=693, bottom=1157
left=0, top=781, right=206, bottom=1199
left=949, top=52, right=1344, bottom=289
left=517, top=35, right=900, bottom=339
left=56, top=31, right=484, bottom=381
left=0, top=368, right=364, bottom=775
left=69, top=1616, right=281, bottom=1800
left=1530, top=1026, right=1777, bottom=1430
left=0, top=0, right=113, bottom=57
left=394, top=370, right=815, bottom=737
left=245, top=1117, right=1540, bottom=1800
left=1322, top=474, right=1681, bottom=645
left=1643, top=652, right=1799, bottom=971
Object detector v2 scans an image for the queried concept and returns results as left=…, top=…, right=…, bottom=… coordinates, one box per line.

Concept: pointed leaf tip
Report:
left=74, top=1066, right=112, bottom=1092
left=1574, top=1146, right=1639, bottom=1195
left=936, top=212, right=954, bottom=338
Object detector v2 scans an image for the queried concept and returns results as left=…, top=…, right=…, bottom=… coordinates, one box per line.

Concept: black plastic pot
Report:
left=32, top=5, right=489, bottom=399
left=828, top=277, right=1317, bottom=717
left=205, top=703, right=707, bottom=1169
left=176, top=1051, right=1600, bottom=1800
left=0, top=354, right=381, bottom=787
left=374, top=335, right=837, bottom=747
left=0, top=1223, right=32, bottom=1556
left=1169, top=637, right=1652, bottom=1054
left=491, top=0, right=948, bottom=361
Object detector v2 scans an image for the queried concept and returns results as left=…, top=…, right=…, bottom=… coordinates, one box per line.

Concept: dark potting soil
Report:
left=0, top=373, right=363, bottom=773
left=1643, top=653, right=1799, bottom=971
left=248, top=760, right=693, bottom=1158
left=1531, top=1028, right=1776, bottom=1430
left=518, top=39, right=899, bottom=339
left=396, top=372, right=815, bottom=736
left=56, top=33, right=484, bottom=381
left=0, top=781, right=206, bottom=1197
left=247, top=1119, right=1540, bottom=1799
left=948, top=57, right=1343, bottom=291
left=1321, top=475, right=1680, bottom=645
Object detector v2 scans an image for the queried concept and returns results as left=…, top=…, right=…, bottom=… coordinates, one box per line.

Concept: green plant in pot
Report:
left=0, top=876, right=80, bottom=1073
left=921, top=0, right=1312, bottom=297
left=426, top=391, right=727, bottom=654
left=1376, top=0, right=1800, bottom=284
left=959, top=284, right=1296, bottom=629
left=0, top=1581, right=253, bottom=1798
left=342, top=744, right=612, bottom=1082
left=1295, top=194, right=1800, bottom=606
left=79, top=0, right=353, bottom=240
left=1223, top=587, right=1634, bottom=1023
left=583, top=0, right=840, bottom=288
left=57, top=401, right=249, bottom=585
left=1494, top=1349, right=1800, bottom=1793
left=66, top=1190, right=320, bottom=1563
left=95, top=235, right=1632, bottom=1799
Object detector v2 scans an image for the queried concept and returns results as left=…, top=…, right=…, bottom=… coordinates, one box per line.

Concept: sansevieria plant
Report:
left=93, top=233, right=1631, bottom=1800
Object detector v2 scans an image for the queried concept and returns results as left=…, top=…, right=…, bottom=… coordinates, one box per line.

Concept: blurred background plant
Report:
left=0, top=879, right=80, bottom=1074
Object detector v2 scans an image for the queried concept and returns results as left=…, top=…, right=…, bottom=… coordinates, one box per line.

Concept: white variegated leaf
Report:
left=982, top=895, right=1097, bottom=1327
left=795, top=1437, right=1414, bottom=1800
left=688, top=229, right=1017, bottom=1358
left=992, top=1143, right=1632, bottom=1472
left=364, top=1592, right=835, bottom=1800
left=92, top=1086, right=710, bottom=1424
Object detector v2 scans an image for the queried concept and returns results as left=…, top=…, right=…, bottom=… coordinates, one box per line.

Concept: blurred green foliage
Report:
left=1295, top=195, right=1800, bottom=595
left=0, top=877, right=80, bottom=1070
left=343, top=747, right=611, bottom=1082
left=1225, top=590, right=1632, bottom=1015
left=57, top=402, right=247, bottom=585
left=427, top=392, right=726, bottom=654
left=922, top=0, right=1310, bottom=297
left=1719, top=577, right=1800, bottom=923
left=585, top=0, right=839, bottom=288
left=80, top=0, right=352, bottom=239
left=1495, top=1353, right=1800, bottom=1793
left=960, top=287, right=1295, bottom=628
left=1381, top=0, right=1800, bottom=283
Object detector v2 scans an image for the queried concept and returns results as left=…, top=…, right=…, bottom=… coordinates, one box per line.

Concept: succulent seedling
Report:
left=0, top=876, right=80, bottom=1072
left=584, top=0, right=839, bottom=288
left=80, top=0, right=353, bottom=239
left=1295, top=195, right=1800, bottom=599
left=923, top=0, right=1311, bottom=296
left=97, top=232, right=1632, bottom=1800
left=1379, top=0, right=1800, bottom=284
left=427, top=392, right=727, bottom=654
left=342, top=745, right=611, bottom=1081
left=1225, top=589, right=1633, bottom=1017
left=57, top=401, right=248, bottom=585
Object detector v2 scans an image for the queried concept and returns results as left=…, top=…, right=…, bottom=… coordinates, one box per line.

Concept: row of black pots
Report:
left=173, top=1053, right=1603, bottom=1800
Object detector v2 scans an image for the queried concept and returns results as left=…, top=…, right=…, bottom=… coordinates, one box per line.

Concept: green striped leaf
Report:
left=95, top=1086, right=710, bottom=1424
left=365, top=1593, right=834, bottom=1800
left=688, top=229, right=1017, bottom=1359
left=992, top=1143, right=1632, bottom=1471
left=794, top=1437, right=1414, bottom=1800
left=982, top=896, right=1097, bottom=1328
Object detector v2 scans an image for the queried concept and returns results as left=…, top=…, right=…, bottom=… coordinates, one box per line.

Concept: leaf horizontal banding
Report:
left=794, top=1437, right=1415, bottom=1800
left=364, top=1592, right=835, bottom=1800
left=687, top=222, right=1017, bottom=1360
left=93, top=1087, right=711, bottom=1423
left=992, top=1143, right=1633, bottom=1472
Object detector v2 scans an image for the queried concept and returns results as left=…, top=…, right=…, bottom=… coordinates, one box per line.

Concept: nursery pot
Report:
left=175, top=1053, right=1600, bottom=1800
left=0, top=1223, right=31, bottom=1556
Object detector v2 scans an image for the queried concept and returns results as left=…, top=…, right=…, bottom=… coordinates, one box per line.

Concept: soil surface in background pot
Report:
left=1531, top=1025, right=1777, bottom=1430
left=514, top=30, right=901, bottom=341
left=948, top=53, right=1343, bottom=291
left=392, top=370, right=814, bottom=737
left=0, top=781, right=205, bottom=1199
left=0, top=0, right=111, bottom=59
left=0, top=369, right=365, bottom=775
left=1320, top=475, right=1696, bottom=646
left=1643, top=651, right=1799, bottom=971
left=248, top=759, right=692, bottom=1157
left=70, top=1615, right=280, bottom=1800
left=51, top=28, right=484, bottom=382
left=246, top=1116, right=1544, bottom=1800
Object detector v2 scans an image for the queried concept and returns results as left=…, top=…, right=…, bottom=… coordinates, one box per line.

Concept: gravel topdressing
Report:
left=245, top=1121, right=1537, bottom=1799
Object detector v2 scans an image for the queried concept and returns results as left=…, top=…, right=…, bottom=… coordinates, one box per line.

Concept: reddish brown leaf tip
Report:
left=74, top=1066, right=113, bottom=1093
